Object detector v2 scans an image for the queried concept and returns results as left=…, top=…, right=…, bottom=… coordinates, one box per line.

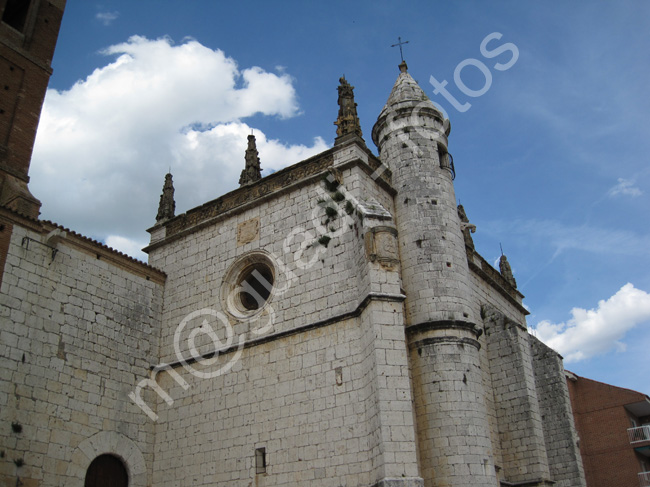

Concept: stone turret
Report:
left=372, top=60, right=472, bottom=325
left=373, top=62, right=495, bottom=487
left=239, top=134, right=262, bottom=186
left=156, top=173, right=175, bottom=222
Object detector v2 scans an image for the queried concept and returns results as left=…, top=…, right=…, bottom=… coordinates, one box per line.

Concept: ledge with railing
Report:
left=639, top=471, right=650, bottom=487
left=629, top=425, right=650, bottom=444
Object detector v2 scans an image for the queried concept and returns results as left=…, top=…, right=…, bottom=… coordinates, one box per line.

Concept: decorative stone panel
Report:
left=237, top=217, right=260, bottom=245
left=364, top=226, right=399, bottom=269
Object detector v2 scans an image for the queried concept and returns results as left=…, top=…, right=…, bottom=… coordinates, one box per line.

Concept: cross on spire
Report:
left=391, top=36, right=409, bottom=62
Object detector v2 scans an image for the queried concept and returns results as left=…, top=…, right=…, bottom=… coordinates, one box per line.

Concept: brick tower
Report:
left=0, top=0, right=66, bottom=218
left=372, top=61, right=495, bottom=486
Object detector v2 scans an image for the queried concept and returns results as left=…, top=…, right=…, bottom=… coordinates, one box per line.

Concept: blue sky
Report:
left=30, top=1, right=650, bottom=394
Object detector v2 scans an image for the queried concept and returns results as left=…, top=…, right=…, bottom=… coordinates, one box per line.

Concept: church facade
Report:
left=0, top=3, right=586, bottom=486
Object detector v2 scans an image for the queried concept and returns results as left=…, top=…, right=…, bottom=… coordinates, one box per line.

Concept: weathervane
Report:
left=391, top=36, right=409, bottom=62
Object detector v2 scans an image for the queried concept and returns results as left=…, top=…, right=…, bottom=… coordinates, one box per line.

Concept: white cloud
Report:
left=96, top=11, right=119, bottom=26
left=30, top=36, right=327, bottom=260
left=105, top=235, right=148, bottom=260
left=532, top=283, right=650, bottom=362
left=608, top=178, right=642, bottom=197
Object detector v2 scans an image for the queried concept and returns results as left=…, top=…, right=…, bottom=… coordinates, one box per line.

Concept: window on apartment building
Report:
left=1, top=0, right=32, bottom=32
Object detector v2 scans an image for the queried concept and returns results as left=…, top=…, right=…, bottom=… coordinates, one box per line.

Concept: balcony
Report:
left=629, top=425, right=650, bottom=444
left=639, top=471, right=650, bottom=487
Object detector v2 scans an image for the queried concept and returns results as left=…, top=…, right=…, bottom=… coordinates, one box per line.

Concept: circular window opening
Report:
left=238, top=263, right=274, bottom=311
left=222, top=251, right=277, bottom=319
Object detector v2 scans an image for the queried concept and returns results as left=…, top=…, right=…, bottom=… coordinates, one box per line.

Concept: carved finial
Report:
left=156, top=173, right=175, bottom=222
left=239, top=134, right=262, bottom=186
left=457, top=204, right=476, bottom=250
left=334, top=76, right=363, bottom=142
left=499, top=254, right=517, bottom=289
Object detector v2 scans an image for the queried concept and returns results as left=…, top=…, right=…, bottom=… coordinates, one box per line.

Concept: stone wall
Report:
left=0, top=221, right=164, bottom=487
left=530, top=340, right=586, bottom=487
left=149, top=170, right=359, bottom=365
left=466, top=247, right=531, bottom=482
left=153, top=317, right=372, bottom=486
left=147, top=148, right=400, bottom=365
left=146, top=147, right=422, bottom=486
left=152, top=302, right=421, bottom=487
left=483, top=305, right=551, bottom=484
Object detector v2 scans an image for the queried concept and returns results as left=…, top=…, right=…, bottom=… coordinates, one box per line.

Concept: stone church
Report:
left=0, top=2, right=587, bottom=486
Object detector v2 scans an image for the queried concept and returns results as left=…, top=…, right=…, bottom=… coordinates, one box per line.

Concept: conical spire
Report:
left=372, top=62, right=449, bottom=154
left=380, top=61, right=441, bottom=114
left=499, top=254, right=517, bottom=289
left=156, top=172, right=175, bottom=222
left=239, top=134, right=262, bottom=186
left=334, top=76, right=363, bottom=144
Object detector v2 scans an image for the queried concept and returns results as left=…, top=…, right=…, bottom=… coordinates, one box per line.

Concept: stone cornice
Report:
left=0, top=205, right=166, bottom=284
left=37, top=221, right=166, bottom=285
left=405, top=319, right=480, bottom=338
left=0, top=205, right=42, bottom=232
left=405, top=320, right=482, bottom=351
left=408, top=335, right=481, bottom=351
left=152, top=291, right=406, bottom=371
left=145, top=142, right=395, bottom=253
left=467, top=248, right=529, bottom=316
left=146, top=150, right=335, bottom=249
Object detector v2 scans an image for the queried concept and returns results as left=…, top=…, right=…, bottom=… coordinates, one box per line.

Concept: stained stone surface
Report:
left=0, top=62, right=586, bottom=487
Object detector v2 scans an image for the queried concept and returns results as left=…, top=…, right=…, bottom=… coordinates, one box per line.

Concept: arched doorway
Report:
left=84, top=454, right=128, bottom=487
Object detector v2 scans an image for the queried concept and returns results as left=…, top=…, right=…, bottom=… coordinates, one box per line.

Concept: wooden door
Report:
left=84, top=454, right=128, bottom=487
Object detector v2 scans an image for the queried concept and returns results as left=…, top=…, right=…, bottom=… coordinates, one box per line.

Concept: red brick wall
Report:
left=568, top=376, right=646, bottom=487
left=0, top=0, right=65, bottom=182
